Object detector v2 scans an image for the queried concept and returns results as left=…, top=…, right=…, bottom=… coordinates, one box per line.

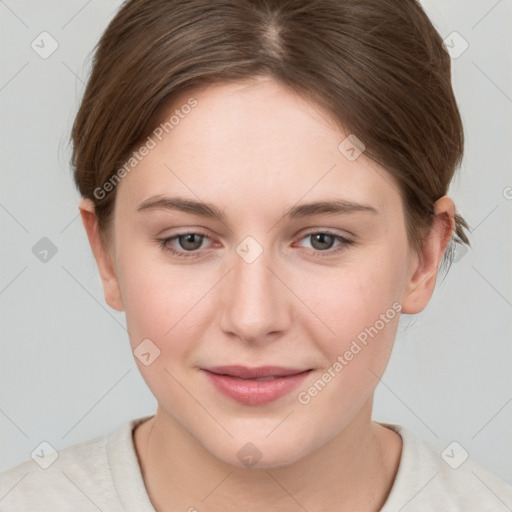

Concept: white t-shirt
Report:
left=1, top=415, right=511, bottom=511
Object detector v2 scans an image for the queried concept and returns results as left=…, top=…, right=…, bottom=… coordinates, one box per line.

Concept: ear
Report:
left=400, top=196, right=455, bottom=314
left=79, top=198, right=124, bottom=311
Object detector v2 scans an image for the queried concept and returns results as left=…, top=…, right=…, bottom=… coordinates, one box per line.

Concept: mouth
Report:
left=201, top=366, right=313, bottom=405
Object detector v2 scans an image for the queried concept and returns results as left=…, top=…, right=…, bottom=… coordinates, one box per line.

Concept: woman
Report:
left=1, top=0, right=511, bottom=510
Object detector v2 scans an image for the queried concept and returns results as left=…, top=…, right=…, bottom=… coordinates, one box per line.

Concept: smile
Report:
left=201, top=366, right=313, bottom=405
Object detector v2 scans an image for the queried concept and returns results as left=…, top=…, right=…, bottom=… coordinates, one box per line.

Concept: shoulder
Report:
left=0, top=416, right=151, bottom=512
left=380, top=423, right=512, bottom=511
left=0, top=432, right=113, bottom=511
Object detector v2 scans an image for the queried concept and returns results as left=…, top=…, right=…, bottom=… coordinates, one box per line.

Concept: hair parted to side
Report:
left=71, top=0, right=471, bottom=276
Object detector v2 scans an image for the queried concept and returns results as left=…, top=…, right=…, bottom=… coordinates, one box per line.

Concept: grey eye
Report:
left=177, top=233, right=205, bottom=251
left=308, top=233, right=336, bottom=251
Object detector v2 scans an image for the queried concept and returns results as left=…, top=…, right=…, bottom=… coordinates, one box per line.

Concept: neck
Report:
left=133, top=400, right=402, bottom=512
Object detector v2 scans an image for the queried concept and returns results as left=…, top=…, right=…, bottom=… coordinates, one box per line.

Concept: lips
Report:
left=203, top=365, right=309, bottom=379
left=201, top=365, right=313, bottom=405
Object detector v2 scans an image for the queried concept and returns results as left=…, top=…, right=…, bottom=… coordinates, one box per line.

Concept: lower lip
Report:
left=203, top=370, right=312, bottom=406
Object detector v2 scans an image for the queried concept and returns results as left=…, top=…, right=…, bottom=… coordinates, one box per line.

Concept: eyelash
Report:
left=156, top=229, right=355, bottom=259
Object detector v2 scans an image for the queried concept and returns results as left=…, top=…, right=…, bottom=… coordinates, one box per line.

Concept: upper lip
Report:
left=203, top=365, right=311, bottom=379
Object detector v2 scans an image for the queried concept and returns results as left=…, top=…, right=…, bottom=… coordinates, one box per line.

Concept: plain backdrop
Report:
left=1, top=0, right=511, bottom=484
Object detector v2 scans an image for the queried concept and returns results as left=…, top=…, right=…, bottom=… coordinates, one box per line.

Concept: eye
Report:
left=296, top=230, right=354, bottom=257
left=157, top=229, right=355, bottom=260
left=174, top=233, right=206, bottom=251
left=157, top=230, right=212, bottom=258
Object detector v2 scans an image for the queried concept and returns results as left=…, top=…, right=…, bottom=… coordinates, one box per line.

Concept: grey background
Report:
left=1, top=0, right=511, bottom=484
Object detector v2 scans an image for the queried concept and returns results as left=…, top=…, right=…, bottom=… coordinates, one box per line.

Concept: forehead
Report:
left=115, top=78, right=401, bottom=220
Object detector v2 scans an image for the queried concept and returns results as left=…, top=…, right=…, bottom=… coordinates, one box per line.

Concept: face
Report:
left=103, top=77, right=420, bottom=468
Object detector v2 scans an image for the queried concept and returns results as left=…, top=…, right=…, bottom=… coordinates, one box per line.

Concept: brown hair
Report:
left=71, top=0, right=470, bottom=275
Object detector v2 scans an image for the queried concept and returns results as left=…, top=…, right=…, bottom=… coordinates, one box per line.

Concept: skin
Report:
left=79, top=77, right=455, bottom=511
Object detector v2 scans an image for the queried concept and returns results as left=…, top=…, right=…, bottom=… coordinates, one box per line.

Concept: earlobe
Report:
left=78, top=198, right=124, bottom=312
left=400, top=196, right=455, bottom=314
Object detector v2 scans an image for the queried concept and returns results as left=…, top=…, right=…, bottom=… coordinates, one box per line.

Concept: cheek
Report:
left=116, top=258, right=209, bottom=400
left=116, top=245, right=220, bottom=357
left=290, top=247, right=405, bottom=409
left=294, top=253, right=403, bottom=342
left=294, top=264, right=402, bottom=419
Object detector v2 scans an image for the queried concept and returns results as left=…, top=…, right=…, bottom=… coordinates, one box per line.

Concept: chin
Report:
left=200, top=428, right=317, bottom=470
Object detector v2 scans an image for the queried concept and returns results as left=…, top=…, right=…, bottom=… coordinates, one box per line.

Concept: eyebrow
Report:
left=137, top=195, right=378, bottom=221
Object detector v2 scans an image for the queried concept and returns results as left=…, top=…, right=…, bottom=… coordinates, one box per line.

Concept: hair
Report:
left=71, top=0, right=471, bottom=276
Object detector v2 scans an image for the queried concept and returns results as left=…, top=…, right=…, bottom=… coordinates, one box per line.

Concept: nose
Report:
left=219, top=244, right=292, bottom=344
